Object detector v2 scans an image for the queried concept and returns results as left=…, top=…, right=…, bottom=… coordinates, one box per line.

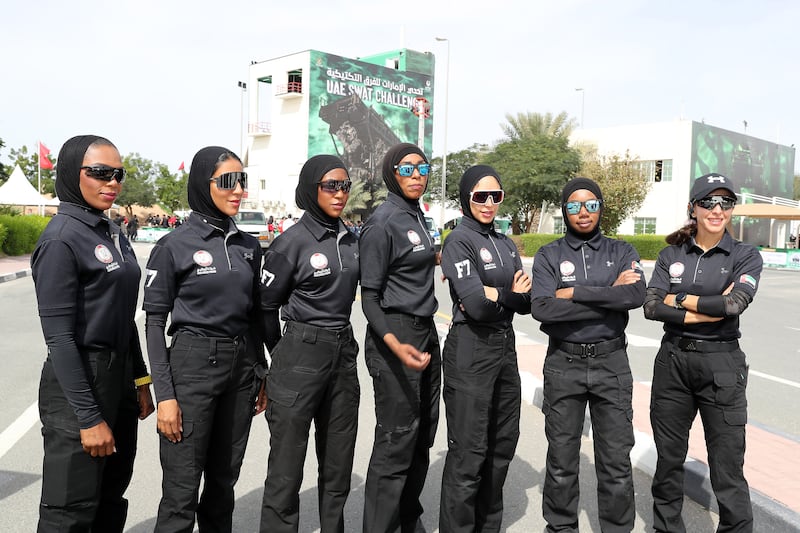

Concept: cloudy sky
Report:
left=3, top=0, right=798, bottom=171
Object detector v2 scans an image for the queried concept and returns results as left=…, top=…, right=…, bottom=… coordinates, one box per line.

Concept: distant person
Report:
left=439, top=165, right=531, bottom=532
left=127, top=215, right=139, bottom=242
left=531, top=177, right=645, bottom=533
left=282, top=213, right=296, bottom=232
left=644, top=173, right=762, bottom=532
left=259, top=155, right=360, bottom=533
left=31, top=134, right=154, bottom=532
left=143, top=146, right=267, bottom=532
left=359, top=143, right=441, bottom=532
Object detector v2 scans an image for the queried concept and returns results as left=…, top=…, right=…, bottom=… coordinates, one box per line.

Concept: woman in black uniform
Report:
left=143, top=146, right=267, bottom=532
left=359, top=142, right=441, bottom=533
left=32, top=134, right=154, bottom=532
left=644, top=173, right=762, bottom=533
left=439, top=166, right=531, bottom=532
left=258, top=155, right=360, bottom=533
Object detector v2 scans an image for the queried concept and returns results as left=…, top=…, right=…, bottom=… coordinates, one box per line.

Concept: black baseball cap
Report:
left=690, top=173, right=737, bottom=202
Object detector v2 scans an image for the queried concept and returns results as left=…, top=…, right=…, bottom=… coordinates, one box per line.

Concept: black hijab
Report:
left=381, top=143, right=429, bottom=205
left=561, top=177, right=604, bottom=239
left=56, top=134, right=114, bottom=211
left=459, top=165, right=502, bottom=230
left=187, top=146, right=240, bottom=225
left=295, top=155, right=348, bottom=227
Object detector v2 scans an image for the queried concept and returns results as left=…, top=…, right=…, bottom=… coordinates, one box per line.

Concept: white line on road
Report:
left=0, top=402, right=39, bottom=459
left=750, top=370, right=800, bottom=389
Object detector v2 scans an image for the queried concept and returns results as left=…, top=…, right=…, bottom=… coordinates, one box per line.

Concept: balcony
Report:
left=248, top=122, right=272, bottom=136
left=275, top=81, right=303, bottom=98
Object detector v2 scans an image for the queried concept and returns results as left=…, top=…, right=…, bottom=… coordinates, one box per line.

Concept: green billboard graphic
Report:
left=308, top=51, right=434, bottom=186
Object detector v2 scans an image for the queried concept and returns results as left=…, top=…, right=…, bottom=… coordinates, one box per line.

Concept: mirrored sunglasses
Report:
left=565, top=199, right=602, bottom=215
left=394, top=163, right=431, bottom=177
left=318, top=180, right=352, bottom=193
left=695, top=195, right=736, bottom=211
left=81, top=165, right=125, bottom=183
left=470, top=190, right=504, bottom=205
left=210, top=171, right=247, bottom=190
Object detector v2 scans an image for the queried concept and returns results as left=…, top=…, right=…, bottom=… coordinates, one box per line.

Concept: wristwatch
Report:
left=674, top=292, right=688, bottom=309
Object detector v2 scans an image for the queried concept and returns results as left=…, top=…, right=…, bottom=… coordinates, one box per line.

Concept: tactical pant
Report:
left=260, top=322, right=360, bottom=533
left=363, top=313, right=441, bottom=533
left=541, top=339, right=635, bottom=533
left=651, top=336, right=751, bottom=533
left=38, top=349, right=137, bottom=533
left=439, top=324, right=521, bottom=533
left=155, top=332, right=259, bottom=533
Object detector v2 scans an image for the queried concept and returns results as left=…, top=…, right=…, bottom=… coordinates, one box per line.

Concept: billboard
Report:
left=691, top=122, right=796, bottom=245
left=307, top=51, right=434, bottom=186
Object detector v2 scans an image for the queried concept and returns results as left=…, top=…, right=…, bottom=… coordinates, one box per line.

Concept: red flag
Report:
left=178, top=161, right=185, bottom=171
left=39, top=142, right=54, bottom=170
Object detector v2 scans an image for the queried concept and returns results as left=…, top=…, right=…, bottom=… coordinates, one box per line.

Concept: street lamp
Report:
left=575, top=88, right=585, bottom=128
left=238, top=81, right=247, bottom=157
left=435, top=37, right=450, bottom=231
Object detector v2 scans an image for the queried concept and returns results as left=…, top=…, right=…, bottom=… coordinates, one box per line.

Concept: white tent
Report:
left=0, top=165, right=59, bottom=206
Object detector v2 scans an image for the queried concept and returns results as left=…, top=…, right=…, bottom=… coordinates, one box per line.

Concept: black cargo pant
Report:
left=439, top=323, right=521, bottom=533
left=651, top=336, right=751, bottom=533
left=363, top=313, right=441, bottom=533
left=155, top=332, right=259, bottom=533
left=260, top=321, right=360, bottom=533
left=541, top=337, right=635, bottom=533
left=38, top=349, right=137, bottom=533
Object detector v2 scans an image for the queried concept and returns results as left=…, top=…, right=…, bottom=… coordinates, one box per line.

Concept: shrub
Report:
left=615, top=234, right=668, bottom=261
left=0, top=214, right=50, bottom=256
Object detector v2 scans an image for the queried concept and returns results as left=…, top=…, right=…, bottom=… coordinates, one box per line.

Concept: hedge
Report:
left=444, top=229, right=669, bottom=261
left=0, top=214, right=50, bottom=256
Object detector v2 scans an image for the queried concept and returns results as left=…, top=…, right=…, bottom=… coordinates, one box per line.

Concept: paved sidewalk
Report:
left=517, top=336, right=800, bottom=531
left=0, top=254, right=31, bottom=283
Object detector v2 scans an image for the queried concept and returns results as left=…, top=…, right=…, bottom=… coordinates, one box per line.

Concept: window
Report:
left=659, top=159, right=672, bottom=182
left=553, top=217, right=567, bottom=235
left=634, top=217, right=657, bottom=235
left=287, top=70, right=302, bottom=93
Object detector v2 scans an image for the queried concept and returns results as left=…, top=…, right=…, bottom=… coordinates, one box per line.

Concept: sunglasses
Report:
left=394, top=163, right=431, bottom=177
left=318, top=180, right=352, bottom=193
left=81, top=165, right=125, bottom=183
left=470, top=190, right=504, bottom=205
left=695, top=195, right=736, bottom=211
left=210, top=171, right=247, bottom=190
left=565, top=199, right=603, bottom=215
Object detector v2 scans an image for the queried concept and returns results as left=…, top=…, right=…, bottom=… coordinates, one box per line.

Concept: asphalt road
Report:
left=1, top=241, right=797, bottom=531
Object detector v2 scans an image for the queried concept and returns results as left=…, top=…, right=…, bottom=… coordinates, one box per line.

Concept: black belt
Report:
left=666, top=335, right=739, bottom=353
left=552, top=336, right=626, bottom=358
left=284, top=321, right=353, bottom=343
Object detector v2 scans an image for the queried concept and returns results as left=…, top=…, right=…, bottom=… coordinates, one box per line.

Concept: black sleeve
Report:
left=40, top=314, right=103, bottom=429
left=643, top=286, right=687, bottom=324
left=130, top=323, right=149, bottom=381
left=262, top=309, right=282, bottom=353
left=530, top=250, right=607, bottom=323
left=459, top=290, right=507, bottom=321
left=145, top=312, right=174, bottom=403
left=361, top=287, right=392, bottom=338
left=496, top=288, right=532, bottom=315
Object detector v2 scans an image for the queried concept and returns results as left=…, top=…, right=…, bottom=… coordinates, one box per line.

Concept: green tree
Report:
left=117, top=153, right=159, bottom=215
left=427, top=143, right=489, bottom=208
left=8, top=145, right=56, bottom=194
left=155, top=167, right=188, bottom=212
left=501, top=111, right=577, bottom=141
left=483, top=134, right=581, bottom=233
left=578, top=147, right=650, bottom=234
left=794, top=174, right=799, bottom=201
left=0, top=137, right=8, bottom=182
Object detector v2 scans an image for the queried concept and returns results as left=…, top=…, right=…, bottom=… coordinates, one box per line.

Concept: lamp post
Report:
left=435, top=37, right=450, bottom=231
left=575, top=87, right=585, bottom=128
left=238, top=81, right=247, bottom=157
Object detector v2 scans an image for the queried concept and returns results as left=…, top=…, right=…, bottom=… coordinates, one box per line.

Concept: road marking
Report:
left=0, top=402, right=39, bottom=459
left=750, top=370, right=800, bottom=389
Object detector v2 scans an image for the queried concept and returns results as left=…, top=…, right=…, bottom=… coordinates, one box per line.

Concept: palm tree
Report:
left=501, top=111, right=577, bottom=140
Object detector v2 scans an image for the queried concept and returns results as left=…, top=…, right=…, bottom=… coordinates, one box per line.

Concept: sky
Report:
left=3, top=0, right=799, bottom=173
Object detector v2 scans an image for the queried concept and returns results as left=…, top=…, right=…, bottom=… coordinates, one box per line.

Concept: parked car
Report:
left=234, top=209, right=273, bottom=249
left=424, top=216, right=442, bottom=252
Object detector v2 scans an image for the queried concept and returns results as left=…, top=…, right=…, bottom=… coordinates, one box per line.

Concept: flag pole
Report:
left=38, top=141, right=43, bottom=216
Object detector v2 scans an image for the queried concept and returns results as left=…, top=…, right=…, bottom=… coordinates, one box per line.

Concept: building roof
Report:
left=733, top=203, right=800, bottom=220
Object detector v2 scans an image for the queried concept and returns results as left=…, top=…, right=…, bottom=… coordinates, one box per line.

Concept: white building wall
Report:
left=570, top=120, right=695, bottom=235
left=245, top=51, right=312, bottom=219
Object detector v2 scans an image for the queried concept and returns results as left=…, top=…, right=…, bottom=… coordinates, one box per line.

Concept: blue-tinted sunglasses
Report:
left=565, top=199, right=603, bottom=215
left=394, top=163, right=431, bottom=177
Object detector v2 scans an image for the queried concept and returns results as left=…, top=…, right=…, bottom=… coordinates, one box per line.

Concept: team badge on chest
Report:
left=480, top=247, right=497, bottom=270
left=310, top=252, right=331, bottom=277
left=193, top=250, right=216, bottom=275
left=95, top=244, right=120, bottom=272
left=560, top=260, right=576, bottom=282
left=669, top=261, right=684, bottom=283
left=407, top=230, right=425, bottom=252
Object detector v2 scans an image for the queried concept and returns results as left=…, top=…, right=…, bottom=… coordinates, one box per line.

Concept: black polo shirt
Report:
left=441, top=216, right=527, bottom=328
left=359, top=192, right=438, bottom=317
left=260, top=214, right=359, bottom=328
left=531, top=231, right=646, bottom=343
left=142, top=212, right=261, bottom=337
left=647, top=232, right=762, bottom=341
left=32, top=202, right=141, bottom=351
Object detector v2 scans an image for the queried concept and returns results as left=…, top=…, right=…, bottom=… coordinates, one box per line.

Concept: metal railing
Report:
left=739, top=192, right=800, bottom=208
left=275, top=82, right=302, bottom=95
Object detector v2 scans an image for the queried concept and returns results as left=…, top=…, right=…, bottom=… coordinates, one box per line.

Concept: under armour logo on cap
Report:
left=691, top=172, right=736, bottom=202
left=707, top=175, right=727, bottom=184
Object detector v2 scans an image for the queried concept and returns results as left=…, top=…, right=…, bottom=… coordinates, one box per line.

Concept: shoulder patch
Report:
left=739, top=274, right=757, bottom=289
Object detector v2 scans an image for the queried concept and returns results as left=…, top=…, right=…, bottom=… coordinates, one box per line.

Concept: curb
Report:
left=0, top=269, right=31, bottom=284
left=518, top=371, right=800, bottom=531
